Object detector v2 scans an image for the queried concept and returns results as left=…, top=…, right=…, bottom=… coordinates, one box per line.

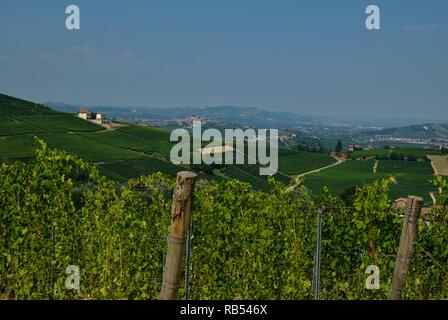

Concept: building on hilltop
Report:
left=94, top=112, right=111, bottom=125
left=77, top=109, right=111, bottom=125
left=77, top=109, right=92, bottom=120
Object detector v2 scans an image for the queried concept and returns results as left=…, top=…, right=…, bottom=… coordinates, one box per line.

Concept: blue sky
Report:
left=0, top=0, right=447, bottom=120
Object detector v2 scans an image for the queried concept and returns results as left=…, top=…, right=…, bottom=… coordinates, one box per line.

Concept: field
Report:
left=0, top=135, right=39, bottom=160
left=0, top=119, right=46, bottom=136
left=79, top=128, right=173, bottom=157
left=15, top=115, right=102, bottom=133
left=99, top=158, right=188, bottom=179
left=0, top=92, right=442, bottom=199
left=353, top=147, right=441, bottom=160
left=0, top=94, right=60, bottom=116
left=377, top=160, right=436, bottom=203
left=221, top=164, right=292, bottom=191
left=427, top=155, right=448, bottom=176
left=36, top=133, right=147, bottom=163
left=304, top=159, right=436, bottom=203
left=117, top=125, right=173, bottom=157
left=277, top=148, right=336, bottom=175
left=0, top=93, right=187, bottom=180
left=304, top=160, right=378, bottom=195
left=221, top=165, right=272, bottom=192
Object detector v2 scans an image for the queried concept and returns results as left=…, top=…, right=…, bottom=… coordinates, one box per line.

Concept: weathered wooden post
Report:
left=159, top=171, right=197, bottom=300
left=388, top=196, right=423, bottom=300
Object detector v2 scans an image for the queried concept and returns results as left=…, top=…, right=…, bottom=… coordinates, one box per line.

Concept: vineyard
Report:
left=303, top=160, right=437, bottom=203
left=99, top=159, right=191, bottom=180
left=221, top=164, right=292, bottom=192
left=352, top=148, right=442, bottom=160
left=277, top=148, right=336, bottom=175
left=1, top=142, right=447, bottom=300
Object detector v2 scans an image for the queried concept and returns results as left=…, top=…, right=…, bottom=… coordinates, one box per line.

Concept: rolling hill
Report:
left=2, top=93, right=329, bottom=189
left=0, top=93, right=192, bottom=181
left=1, top=93, right=439, bottom=201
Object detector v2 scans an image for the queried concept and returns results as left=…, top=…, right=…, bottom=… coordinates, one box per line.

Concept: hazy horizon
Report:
left=1, top=0, right=447, bottom=120
left=44, top=98, right=447, bottom=125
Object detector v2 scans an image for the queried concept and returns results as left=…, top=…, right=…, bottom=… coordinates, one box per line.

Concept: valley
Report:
left=1, top=93, right=446, bottom=204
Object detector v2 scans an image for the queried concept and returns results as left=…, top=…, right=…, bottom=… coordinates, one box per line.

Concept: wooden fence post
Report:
left=159, top=171, right=197, bottom=300
left=388, top=196, right=423, bottom=300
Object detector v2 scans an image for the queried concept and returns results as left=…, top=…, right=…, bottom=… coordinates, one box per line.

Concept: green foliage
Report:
left=0, top=140, right=172, bottom=299
left=1, top=142, right=447, bottom=300
left=317, top=178, right=447, bottom=299
left=190, top=179, right=315, bottom=299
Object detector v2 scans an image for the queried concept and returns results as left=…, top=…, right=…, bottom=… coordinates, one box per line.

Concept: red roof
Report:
left=78, top=109, right=91, bottom=113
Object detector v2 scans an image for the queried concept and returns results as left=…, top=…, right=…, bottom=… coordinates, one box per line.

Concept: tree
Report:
left=389, top=152, right=400, bottom=161
left=335, top=140, right=343, bottom=153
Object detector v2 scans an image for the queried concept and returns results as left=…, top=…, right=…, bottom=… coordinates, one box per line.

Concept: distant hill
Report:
left=46, top=102, right=321, bottom=128
left=2, top=93, right=339, bottom=191
left=360, top=123, right=448, bottom=140
left=1, top=93, right=442, bottom=200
